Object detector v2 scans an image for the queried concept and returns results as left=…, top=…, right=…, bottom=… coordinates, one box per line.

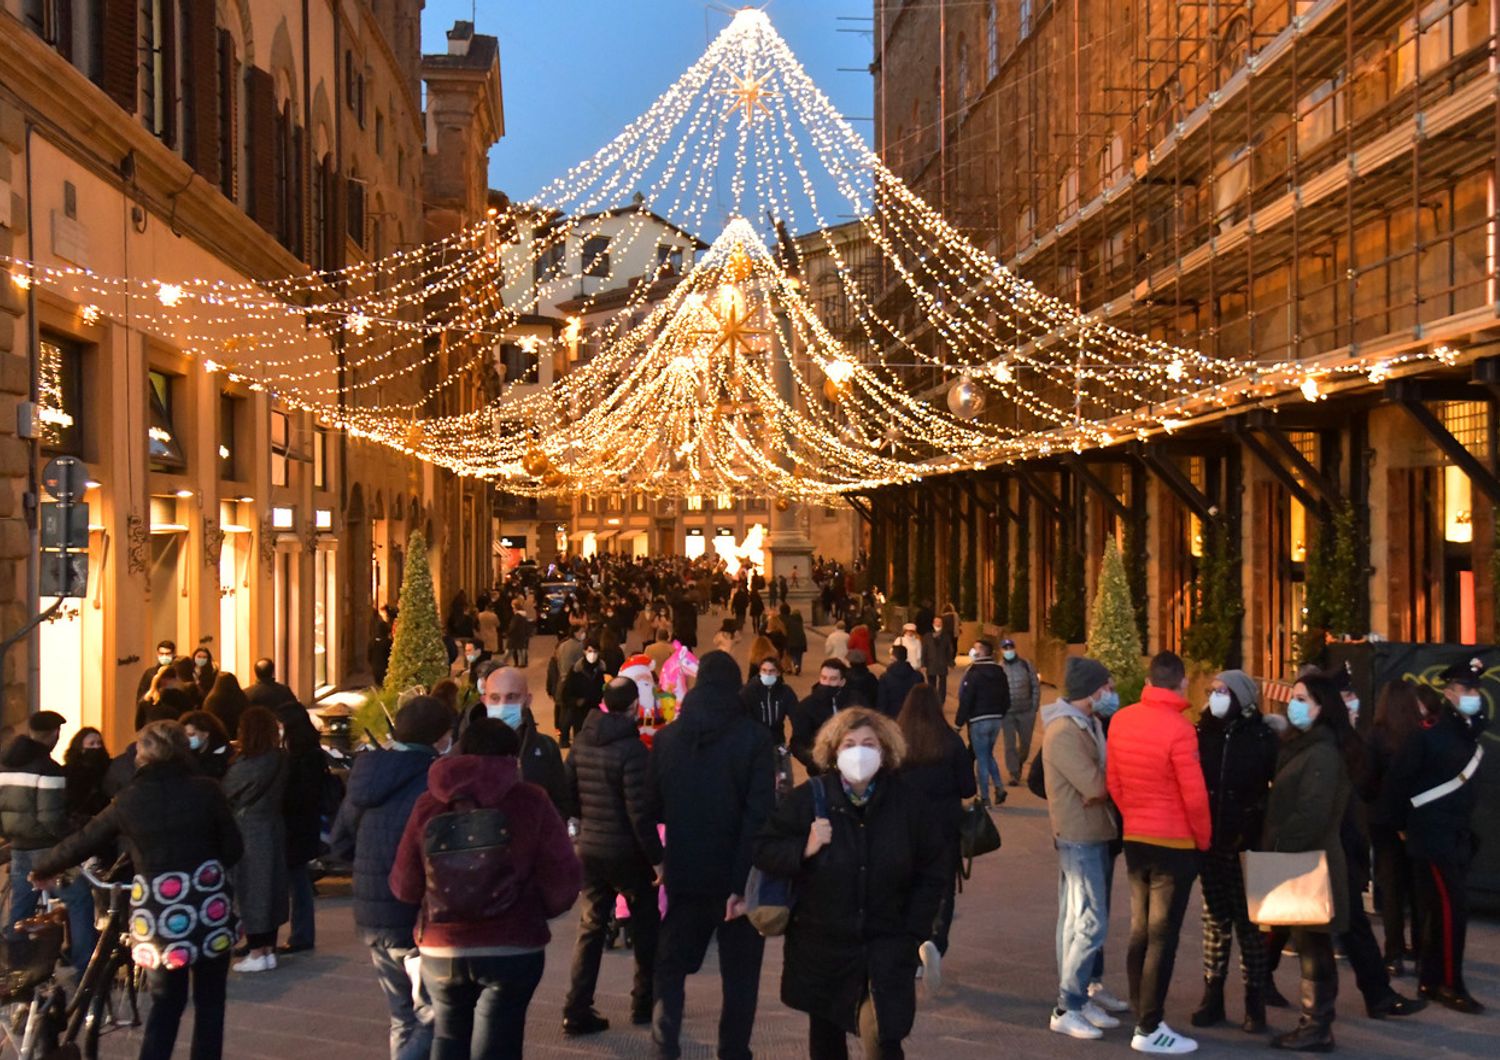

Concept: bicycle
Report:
left=0, top=857, right=141, bottom=1060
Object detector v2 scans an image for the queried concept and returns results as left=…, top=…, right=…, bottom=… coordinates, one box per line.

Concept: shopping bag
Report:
left=1241, top=850, right=1333, bottom=927
left=745, top=777, right=827, bottom=937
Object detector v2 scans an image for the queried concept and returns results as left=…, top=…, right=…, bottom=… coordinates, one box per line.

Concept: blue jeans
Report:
left=422, top=951, right=545, bottom=1060
left=8, top=847, right=97, bottom=976
left=287, top=861, right=315, bottom=948
left=968, top=718, right=1003, bottom=801
left=363, top=931, right=432, bottom=1060
left=1056, top=839, right=1112, bottom=1013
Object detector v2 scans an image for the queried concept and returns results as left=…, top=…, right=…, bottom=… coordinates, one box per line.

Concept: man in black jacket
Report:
left=844, top=649, right=880, bottom=709
left=648, top=651, right=775, bottom=1060
left=470, top=663, right=574, bottom=817
left=876, top=644, right=924, bottom=719
left=0, top=711, right=96, bottom=971
left=956, top=639, right=1012, bottom=807
left=245, top=658, right=295, bottom=710
left=563, top=678, right=662, bottom=1036
left=740, top=655, right=797, bottom=746
left=790, top=658, right=858, bottom=772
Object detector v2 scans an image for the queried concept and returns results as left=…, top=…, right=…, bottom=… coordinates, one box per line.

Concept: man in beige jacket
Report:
left=1042, top=656, right=1128, bottom=1040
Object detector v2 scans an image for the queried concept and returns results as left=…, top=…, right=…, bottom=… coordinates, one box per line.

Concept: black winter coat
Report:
left=740, top=678, right=797, bottom=746
left=459, top=706, right=574, bottom=817
left=1197, top=710, right=1279, bottom=853
left=328, top=745, right=437, bottom=935
left=34, top=758, right=243, bottom=883
left=246, top=678, right=296, bottom=710
left=566, top=710, right=661, bottom=866
left=648, top=685, right=775, bottom=898
left=899, top=728, right=977, bottom=841
left=845, top=664, right=880, bottom=710
left=273, top=703, right=328, bottom=866
left=876, top=661, right=923, bottom=719
left=561, top=659, right=607, bottom=718
left=790, top=686, right=859, bottom=771
left=1381, top=707, right=1487, bottom=862
left=1263, top=725, right=1351, bottom=934
left=956, top=660, right=1011, bottom=726
left=753, top=772, right=948, bottom=1039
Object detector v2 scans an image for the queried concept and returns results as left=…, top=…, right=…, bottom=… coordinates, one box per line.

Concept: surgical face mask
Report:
left=585, top=650, right=599, bottom=664
left=188, top=734, right=205, bottom=751
left=157, top=654, right=173, bottom=667
left=1458, top=693, right=1484, bottom=717
left=487, top=703, right=524, bottom=729
left=1094, top=690, right=1120, bottom=717
left=836, top=745, right=882, bottom=786
left=1002, top=649, right=1017, bottom=662
left=933, top=623, right=942, bottom=634
left=1207, top=691, right=1233, bottom=719
left=1344, top=696, right=1360, bottom=720
left=968, top=647, right=981, bottom=660
left=465, top=652, right=478, bottom=663
left=1287, top=697, right=1315, bottom=731
left=760, top=672, right=778, bottom=687
left=193, top=656, right=209, bottom=669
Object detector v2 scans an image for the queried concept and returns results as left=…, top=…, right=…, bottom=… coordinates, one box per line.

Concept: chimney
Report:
left=447, top=21, right=474, bottom=56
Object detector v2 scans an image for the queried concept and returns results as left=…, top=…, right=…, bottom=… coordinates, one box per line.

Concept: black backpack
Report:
left=421, top=800, right=520, bottom=924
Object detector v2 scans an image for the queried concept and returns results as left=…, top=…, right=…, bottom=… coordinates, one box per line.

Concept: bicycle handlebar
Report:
left=78, top=860, right=131, bottom=892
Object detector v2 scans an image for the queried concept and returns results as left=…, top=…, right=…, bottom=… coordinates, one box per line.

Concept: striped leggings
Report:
left=1199, top=849, right=1269, bottom=987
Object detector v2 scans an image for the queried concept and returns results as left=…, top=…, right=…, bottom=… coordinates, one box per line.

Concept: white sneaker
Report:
left=918, top=940, right=942, bottom=990
left=1082, top=1001, right=1121, bottom=1029
left=232, top=953, right=275, bottom=973
left=1051, top=1009, right=1103, bottom=1039
left=1131, top=1022, right=1198, bottom=1054
left=1089, top=982, right=1131, bottom=1013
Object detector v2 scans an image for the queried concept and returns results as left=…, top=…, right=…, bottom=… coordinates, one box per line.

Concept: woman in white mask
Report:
left=753, top=708, right=949, bottom=1060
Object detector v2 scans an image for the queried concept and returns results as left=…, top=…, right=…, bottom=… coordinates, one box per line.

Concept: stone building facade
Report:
left=865, top=0, right=1500, bottom=678
left=0, top=2, right=501, bottom=744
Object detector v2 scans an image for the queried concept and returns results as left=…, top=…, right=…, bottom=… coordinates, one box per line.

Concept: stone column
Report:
left=0, top=99, right=30, bottom=725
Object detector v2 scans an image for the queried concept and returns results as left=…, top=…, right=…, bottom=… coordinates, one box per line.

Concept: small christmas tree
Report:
left=383, top=529, right=450, bottom=695
left=1088, top=538, right=1146, bottom=705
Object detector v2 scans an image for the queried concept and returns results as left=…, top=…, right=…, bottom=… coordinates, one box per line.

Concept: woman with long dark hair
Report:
left=181, top=711, right=232, bottom=780
left=62, top=727, right=111, bottom=823
left=201, top=672, right=250, bottom=745
left=896, top=683, right=976, bottom=988
left=189, top=646, right=219, bottom=701
left=1368, top=681, right=1424, bottom=974
left=223, top=707, right=288, bottom=973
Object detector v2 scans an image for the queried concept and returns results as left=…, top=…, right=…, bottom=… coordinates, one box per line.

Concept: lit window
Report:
left=271, top=506, right=295, bottom=530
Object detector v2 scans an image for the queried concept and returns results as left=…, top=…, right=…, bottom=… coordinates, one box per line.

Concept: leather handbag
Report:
left=957, top=801, right=1002, bottom=879
left=1241, top=850, right=1333, bottom=927
left=745, top=778, right=828, bottom=937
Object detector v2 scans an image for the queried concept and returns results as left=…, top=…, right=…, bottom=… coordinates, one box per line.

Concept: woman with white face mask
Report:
left=1189, top=670, right=1280, bottom=1032
left=753, top=708, right=949, bottom=1060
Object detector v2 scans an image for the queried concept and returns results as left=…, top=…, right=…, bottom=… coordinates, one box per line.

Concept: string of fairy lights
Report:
left=1, top=8, right=1461, bottom=498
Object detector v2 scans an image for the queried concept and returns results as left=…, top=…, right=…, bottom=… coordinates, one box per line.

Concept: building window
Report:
left=583, top=495, right=597, bottom=514
left=23, top=0, right=104, bottom=82
left=218, top=28, right=241, bottom=201
left=632, top=494, right=647, bottom=513
left=271, top=410, right=290, bottom=487
left=1019, top=0, right=1033, bottom=42
left=686, top=495, right=703, bottom=511
left=986, top=0, right=1000, bottom=79
left=656, top=244, right=683, bottom=276
left=500, top=343, right=536, bottom=383
left=533, top=240, right=565, bottom=284
left=375, top=110, right=385, bottom=155
left=148, top=370, right=186, bottom=472
left=347, top=178, right=367, bottom=250
left=38, top=335, right=84, bottom=456
left=313, top=425, right=329, bottom=489
left=144, top=0, right=179, bottom=146
left=218, top=393, right=243, bottom=479
left=715, top=493, right=735, bottom=512
left=582, top=236, right=610, bottom=278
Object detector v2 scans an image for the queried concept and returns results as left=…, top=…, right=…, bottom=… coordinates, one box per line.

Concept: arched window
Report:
left=986, top=0, right=1001, bottom=79
left=272, top=70, right=303, bottom=255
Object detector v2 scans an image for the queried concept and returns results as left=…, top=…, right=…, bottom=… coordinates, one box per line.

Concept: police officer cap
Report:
left=1439, top=657, right=1485, bottom=688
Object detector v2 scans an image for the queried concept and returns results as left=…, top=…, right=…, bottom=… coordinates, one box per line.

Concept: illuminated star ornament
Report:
left=722, top=68, right=776, bottom=124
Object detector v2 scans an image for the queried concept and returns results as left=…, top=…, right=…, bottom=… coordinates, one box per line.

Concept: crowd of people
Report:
left=1, top=647, right=328, bottom=1059
left=0, top=547, right=1492, bottom=1060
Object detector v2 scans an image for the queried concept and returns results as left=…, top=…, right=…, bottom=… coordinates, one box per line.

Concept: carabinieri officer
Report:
left=1382, top=659, right=1489, bottom=1014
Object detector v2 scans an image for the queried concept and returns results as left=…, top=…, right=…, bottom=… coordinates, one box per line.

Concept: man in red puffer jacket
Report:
left=1106, top=651, right=1212, bottom=1056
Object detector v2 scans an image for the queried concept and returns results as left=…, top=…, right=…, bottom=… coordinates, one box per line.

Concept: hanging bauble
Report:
left=774, top=496, right=791, bottom=512
left=822, top=377, right=847, bottom=403
left=404, top=421, right=425, bottom=448
left=541, top=469, right=566, bottom=489
left=521, top=448, right=552, bottom=476
left=946, top=374, right=986, bottom=419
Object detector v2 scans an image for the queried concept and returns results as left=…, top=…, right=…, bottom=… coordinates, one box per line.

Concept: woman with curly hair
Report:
left=754, top=707, right=948, bottom=1059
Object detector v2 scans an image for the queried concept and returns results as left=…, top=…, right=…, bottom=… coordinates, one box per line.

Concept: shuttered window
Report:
left=346, top=178, right=366, bottom=250
left=244, top=65, right=276, bottom=233
left=217, top=29, right=239, bottom=201
left=182, top=2, right=218, bottom=183
left=100, top=0, right=138, bottom=111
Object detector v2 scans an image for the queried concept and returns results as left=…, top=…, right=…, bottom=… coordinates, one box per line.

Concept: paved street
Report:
left=99, top=613, right=1498, bottom=1058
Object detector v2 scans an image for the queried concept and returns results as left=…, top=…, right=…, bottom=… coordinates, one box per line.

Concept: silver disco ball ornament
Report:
left=947, top=374, right=987, bottom=419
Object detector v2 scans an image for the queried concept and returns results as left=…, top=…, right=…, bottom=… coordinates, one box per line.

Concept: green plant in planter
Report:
left=1183, top=519, right=1243, bottom=670
left=1048, top=525, right=1086, bottom=643
left=1088, top=538, right=1146, bottom=705
left=1298, top=501, right=1365, bottom=665
left=1009, top=509, right=1030, bottom=631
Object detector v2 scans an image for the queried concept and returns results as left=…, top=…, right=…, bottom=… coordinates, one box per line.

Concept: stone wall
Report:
left=0, top=96, right=28, bottom=725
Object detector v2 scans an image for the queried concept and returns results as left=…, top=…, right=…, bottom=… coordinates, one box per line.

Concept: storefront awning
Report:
left=620, top=530, right=647, bottom=543
left=567, top=530, right=589, bottom=542
left=595, top=529, right=620, bottom=542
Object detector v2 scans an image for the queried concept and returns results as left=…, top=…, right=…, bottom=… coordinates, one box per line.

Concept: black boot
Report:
left=1191, top=976, right=1227, bottom=1027
left=1271, top=977, right=1335, bottom=1052
left=1243, top=985, right=1268, bottom=1033
left=1264, top=980, right=1291, bottom=1008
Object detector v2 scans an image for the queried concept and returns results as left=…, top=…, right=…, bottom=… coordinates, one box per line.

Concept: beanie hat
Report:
left=694, top=650, right=742, bottom=692
left=1064, top=657, right=1111, bottom=701
left=1215, top=669, right=1259, bottom=712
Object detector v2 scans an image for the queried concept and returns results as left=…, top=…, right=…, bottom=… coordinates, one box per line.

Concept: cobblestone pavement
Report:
left=99, top=612, right=1497, bottom=1057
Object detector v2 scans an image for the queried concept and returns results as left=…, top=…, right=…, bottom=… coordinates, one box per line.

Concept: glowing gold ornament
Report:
left=947, top=375, right=986, bottom=419
left=521, top=448, right=551, bottom=476
left=721, top=69, right=776, bottom=124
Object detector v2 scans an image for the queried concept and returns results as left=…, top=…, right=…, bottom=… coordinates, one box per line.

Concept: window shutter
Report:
left=322, top=161, right=345, bottom=274
left=346, top=178, right=366, bottom=250
left=218, top=30, right=239, bottom=200
left=100, top=0, right=138, bottom=112
left=292, top=124, right=306, bottom=260
left=157, top=0, right=177, bottom=147
left=245, top=66, right=276, bottom=233
left=183, top=5, right=218, bottom=182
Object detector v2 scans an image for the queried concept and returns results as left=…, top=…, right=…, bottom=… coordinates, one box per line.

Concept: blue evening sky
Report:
left=420, top=2, right=876, bottom=208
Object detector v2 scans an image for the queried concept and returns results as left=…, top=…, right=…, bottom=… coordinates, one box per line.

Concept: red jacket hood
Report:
left=425, top=754, right=522, bottom=808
